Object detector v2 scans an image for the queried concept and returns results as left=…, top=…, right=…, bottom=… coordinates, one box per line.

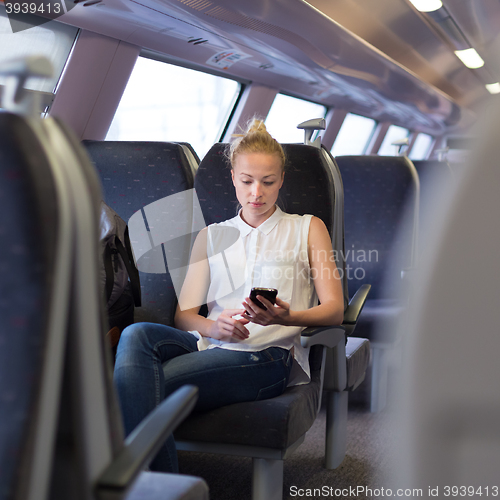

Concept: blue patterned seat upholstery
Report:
left=335, top=155, right=419, bottom=411
left=412, top=159, right=455, bottom=259
left=0, top=112, right=62, bottom=499
left=83, top=141, right=197, bottom=327
left=336, top=155, right=419, bottom=340
left=194, top=143, right=334, bottom=227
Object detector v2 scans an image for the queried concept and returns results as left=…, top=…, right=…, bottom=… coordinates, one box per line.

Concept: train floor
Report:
left=177, top=391, right=398, bottom=500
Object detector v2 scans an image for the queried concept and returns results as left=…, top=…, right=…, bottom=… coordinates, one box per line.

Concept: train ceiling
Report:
left=41, top=0, right=500, bottom=134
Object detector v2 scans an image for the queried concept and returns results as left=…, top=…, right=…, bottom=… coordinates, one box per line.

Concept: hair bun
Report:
left=247, top=119, right=267, bottom=134
left=226, top=115, right=286, bottom=172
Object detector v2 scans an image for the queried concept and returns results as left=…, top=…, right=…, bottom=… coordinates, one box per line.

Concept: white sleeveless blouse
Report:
left=189, top=206, right=318, bottom=386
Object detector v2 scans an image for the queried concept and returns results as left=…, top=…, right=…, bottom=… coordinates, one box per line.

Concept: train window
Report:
left=409, top=133, right=434, bottom=160
left=106, top=56, right=241, bottom=159
left=330, top=113, right=377, bottom=156
left=0, top=8, right=78, bottom=99
left=377, top=124, right=410, bottom=155
left=265, top=93, right=327, bottom=143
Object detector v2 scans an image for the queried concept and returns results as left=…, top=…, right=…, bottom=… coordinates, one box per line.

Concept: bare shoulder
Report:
left=190, top=226, right=208, bottom=260
left=193, top=226, right=208, bottom=243
left=307, top=216, right=333, bottom=266
left=308, top=216, right=330, bottom=242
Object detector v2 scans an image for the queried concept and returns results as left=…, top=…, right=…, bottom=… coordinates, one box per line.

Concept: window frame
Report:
left=330, top=112, right=378, bottom=156
left=105, top=51, right=245, bottom=159
left=409, top=132, right=435, bottom=160
left=265, top=92, right=329, bottom=144
left=0, top=8, right=79, bottom=114
left=377, top=124, right=411, bottom=156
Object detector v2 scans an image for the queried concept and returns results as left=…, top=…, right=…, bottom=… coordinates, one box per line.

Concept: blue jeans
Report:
left=114, top=322, right=293, bottom=472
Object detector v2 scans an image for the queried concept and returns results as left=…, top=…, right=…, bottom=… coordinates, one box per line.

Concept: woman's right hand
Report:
left=207, top=309, right=250, bottom=341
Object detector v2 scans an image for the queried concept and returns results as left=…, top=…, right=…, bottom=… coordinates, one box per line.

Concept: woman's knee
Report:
left=117, top=322, right=149, bottom=351
left=116, top=323, right=197, bottom=368
left=115, top=322, right=160, bottom=368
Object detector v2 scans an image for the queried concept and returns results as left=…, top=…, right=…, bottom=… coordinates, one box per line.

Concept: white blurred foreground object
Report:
left=391, top=97, right=500, bottom=492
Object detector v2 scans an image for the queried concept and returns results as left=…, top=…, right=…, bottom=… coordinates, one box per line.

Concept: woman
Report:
left=114, top=119, right=344, bottom=472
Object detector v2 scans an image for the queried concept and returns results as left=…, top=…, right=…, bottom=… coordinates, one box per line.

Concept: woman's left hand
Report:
left=241, top=295, right=291, bottom=326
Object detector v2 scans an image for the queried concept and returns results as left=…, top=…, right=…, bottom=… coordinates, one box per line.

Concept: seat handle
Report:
left=297, top=118, right=326, bottom=148
left=0, top=55, right=53, bottom=116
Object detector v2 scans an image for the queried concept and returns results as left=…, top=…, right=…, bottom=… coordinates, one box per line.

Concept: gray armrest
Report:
left=301, top=283, right=371, bottom=347
left=96, top=385, right=198, bottom=495
left=301, top=284, right=371, bottom=391
left=300, top=325, right=346, bottom=348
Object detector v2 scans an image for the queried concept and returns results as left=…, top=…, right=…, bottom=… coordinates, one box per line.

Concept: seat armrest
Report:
left=300, top=285, right=370, bottom=391
left=300, top=325, right=346, bottom=348
left=300, top=284, right=371, bottom=347
left=342, top=284, right=371, bottom=325
left=96, top=385, right=198, bottom=495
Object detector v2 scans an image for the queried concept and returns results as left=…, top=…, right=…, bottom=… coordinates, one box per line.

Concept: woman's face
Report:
left=231, top=152, right=284, bottom=225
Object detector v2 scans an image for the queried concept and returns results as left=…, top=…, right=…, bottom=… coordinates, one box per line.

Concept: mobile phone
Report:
left=250, top=287, right=278, bottom=309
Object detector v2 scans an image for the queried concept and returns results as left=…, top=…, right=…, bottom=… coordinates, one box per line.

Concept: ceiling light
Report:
left=454, top=48, right=485, bottom=69
left=486, top=83, right=500, bottom=94
left=407, top=0, right=443, bottom=12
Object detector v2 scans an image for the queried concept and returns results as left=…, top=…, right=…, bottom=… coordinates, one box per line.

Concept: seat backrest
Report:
left=412, top=159, right=455, bottom=259
left=195, top=142, right=334, bottom=228
left=83, top=141, right=195, bottom=221
left=175, top=141, right=201, bottom=175
left=335, top=155, right=419, bottom=300
left=0, top=107, right=118, bottom=500
left=83, top=140, right=197, bottom=326
left=194, top=142, right=349, bottom=309
left=412, top=159, right=454, bottom=183
left=0, top=111, right=72, bottom=500
left=0, top=55, right=118, bottom=500
left=48, top=119, right=121, bottom=499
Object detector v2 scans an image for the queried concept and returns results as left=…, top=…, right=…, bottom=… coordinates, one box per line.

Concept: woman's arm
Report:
left=241, top=216, right=344, bottom=327
left=174, top=227, right=250, bottom=341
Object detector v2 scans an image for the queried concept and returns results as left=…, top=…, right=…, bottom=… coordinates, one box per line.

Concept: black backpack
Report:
left=99, top=202, right=141, bottom=344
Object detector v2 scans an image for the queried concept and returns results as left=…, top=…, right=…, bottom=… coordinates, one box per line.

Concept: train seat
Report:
left=412, top=159, right=455, bottom=213
left=0, top=110, right=71, bottom=500
left=0, top=57, right=208, bottom=500
left=174, top=143, right=371, bottom=500
left=411, top=158, right=454, bottom=182
left=176, top=141, right=201, bottom=175
left=335, top=155, right=419, bottom=412
left=83, top=140, right=199, bottom=328
left=412, top=159, right=455, bottom=258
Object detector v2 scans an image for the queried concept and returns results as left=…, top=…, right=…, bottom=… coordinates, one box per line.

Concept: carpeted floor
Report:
left=177, top=392, right=397, bottom=500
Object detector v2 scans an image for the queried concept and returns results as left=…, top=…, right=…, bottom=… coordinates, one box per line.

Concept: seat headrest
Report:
left=194, top=143, right=335, bottom=235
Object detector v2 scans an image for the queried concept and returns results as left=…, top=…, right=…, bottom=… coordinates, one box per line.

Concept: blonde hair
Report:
left=227, top=118, right=286, bottom=172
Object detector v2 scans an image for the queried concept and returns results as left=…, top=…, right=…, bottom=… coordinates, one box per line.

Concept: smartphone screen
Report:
left=250, top=287, right=278, bottom=309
